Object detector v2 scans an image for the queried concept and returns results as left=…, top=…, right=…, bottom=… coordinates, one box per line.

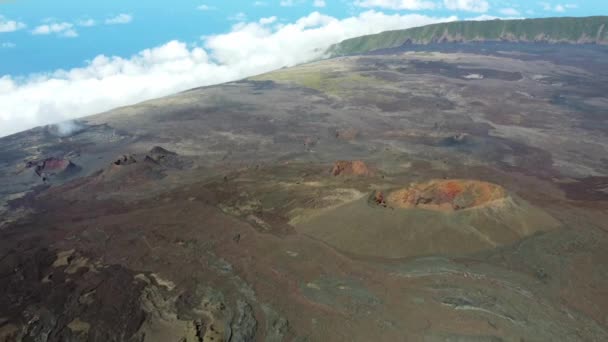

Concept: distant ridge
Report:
left=327, top=16, right=608, bottom=57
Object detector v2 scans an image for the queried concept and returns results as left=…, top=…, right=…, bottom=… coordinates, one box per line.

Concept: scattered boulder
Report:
left=373, top=191, right=387, bottom=207
left=331, top=160, right=375, bottom=177
left=303, top=137, right=318, bottom=151
left=113, top=155, right=138, bottom=166
left=441, top=133, right=472, bottom=146
left=333, top=128, right=359, bottom=141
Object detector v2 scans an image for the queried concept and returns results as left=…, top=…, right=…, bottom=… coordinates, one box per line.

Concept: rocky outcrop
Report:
left=0, top=248, right=147, bottom=342
left=146, top=146, right=188, bottom=168
left=331, top=160, right=375, bottom=177
left=372, top=190, right=387, bottom=207
left=0, top=247, right=263, bottom=342
left=26, top=157, right=80, bottom=181
left=105, top=147, right=183, bottom=183
left=113, top=147, right=179, bottom=167
left=149, top=146, right=177, bottom=157
left=261, top=305, right=289, bottom=342
left=333, top=128, right=359, bottom=141
left=230, top=300, right=258, bottom=342
left=441, top=133, right=471, bottom=146
left=113, top=154, right=138, bottom=166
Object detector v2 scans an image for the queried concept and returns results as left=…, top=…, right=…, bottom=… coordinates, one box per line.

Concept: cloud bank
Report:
left=105, top=14, right=133, bottom=25
left=540, top=2, right=577, bottom=13
left=0, top=11, right=456, bottom=137
left=354, top=0, right=489, bottom=12
left=31, top=22, right=78, bottom=37
left=354, top=0, right=438, bottom=10
left=0, top=15, right=26, bottom=33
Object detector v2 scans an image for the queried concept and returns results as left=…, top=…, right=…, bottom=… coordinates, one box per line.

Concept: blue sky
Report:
left=0, top=0, right=602, bottom=75
left=0, top=0, right=604, bottom=136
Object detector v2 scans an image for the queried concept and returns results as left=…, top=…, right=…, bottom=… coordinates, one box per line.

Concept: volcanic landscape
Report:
left=1, top=38, right=608, bottom=341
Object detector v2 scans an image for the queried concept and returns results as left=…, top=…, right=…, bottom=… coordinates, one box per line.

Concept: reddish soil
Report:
left=387, top=179, right=506, bottom=211
left=26, top=157, right=78, bottom=179
left=41, top=158, right=72, bottom=170
left=331, top=160, right=375, bottom=177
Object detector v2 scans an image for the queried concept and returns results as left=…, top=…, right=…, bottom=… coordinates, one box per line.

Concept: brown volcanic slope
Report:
left=1, top=43, right=608, bottom=341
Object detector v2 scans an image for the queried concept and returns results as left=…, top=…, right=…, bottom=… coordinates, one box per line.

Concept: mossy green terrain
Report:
left=328, top=16, right=608, bottom=57
left=250, top=61, right=380, bottom=96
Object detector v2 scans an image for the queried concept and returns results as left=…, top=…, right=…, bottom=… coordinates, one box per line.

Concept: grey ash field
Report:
left=1, top=42, right=608, bottom=342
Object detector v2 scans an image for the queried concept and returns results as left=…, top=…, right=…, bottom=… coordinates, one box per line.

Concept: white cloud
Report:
left=105, top=14, right=133, bottom=25
left=467, top=13, right=521, bottom=20
left=77, top=19, right=97, bottom=27
left=354, top=0, right=438, bottom=10
left=31, top=22, right=78, bottom=38
left=0, top=15, right=26, bottom=33
left=259, top=16, right=278, bottom=25
left=443, top=0, right=489, bottom=12
left=1, top=42, right=15, bottom=48
left=0, top=10, right=457, bottom=137
left=313, top=0, right=327, bottom=7
left=197, top=4, right=215, bottom=11
left=229, top=12, right=248, bottom=21
left=355, top=0, right=489, bottom=12
left=540, top=2, right=577, bottom=12
left=254, top=1, right=268, bottom=6
left=63, top=30, right=78, bottom=37
left=281, top=0, right=307, bottom=6
left=499, top=7, right=520, bottom=16
left=466, top=14, right=498, bottom=20
left=30, top=16, right=104, bottom=37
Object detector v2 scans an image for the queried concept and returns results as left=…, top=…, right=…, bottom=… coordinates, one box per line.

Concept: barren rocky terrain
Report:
left=1, top=42, right=608, bottom=341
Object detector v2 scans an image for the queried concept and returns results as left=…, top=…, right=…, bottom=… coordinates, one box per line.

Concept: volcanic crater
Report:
left=386, top=179, right=507, bottom=212
left=2, top=31, right=608, bottom=342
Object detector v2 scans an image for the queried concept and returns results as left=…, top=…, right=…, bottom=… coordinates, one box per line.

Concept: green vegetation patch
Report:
left=250, top=64, right=381, bottom=96
left=328, top=16, right=608, bottom=57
